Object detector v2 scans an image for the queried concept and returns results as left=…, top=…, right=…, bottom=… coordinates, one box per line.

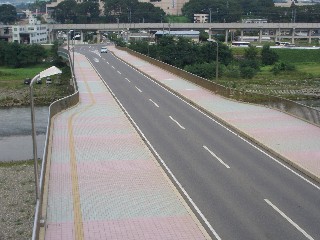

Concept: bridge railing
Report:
left=32, top=48, right=79, bottom=240
left=119, top=47, right=320, bottom=126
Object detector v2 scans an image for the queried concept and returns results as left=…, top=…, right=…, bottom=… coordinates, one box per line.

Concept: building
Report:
left=194, top=14, right=209, bottom=23
left=0, top=25, right=12, bottom=42
left=138, top=0, right=189, bottom=15
left=12, top=16, right=48, bottom=44
left=242, top=18, right=268, bottom=23
left=155, top=30, right=200, bottom=42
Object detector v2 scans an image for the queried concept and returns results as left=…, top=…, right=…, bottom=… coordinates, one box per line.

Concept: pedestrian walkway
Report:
left=43, top=52, right=211, bottom=239
left=109, top=46, right=320, bottom=182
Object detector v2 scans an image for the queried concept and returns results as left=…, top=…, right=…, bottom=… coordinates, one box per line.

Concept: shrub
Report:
left=240, top=66, right=256, bottom=79
left=261, top=44, right=279, bottom=65
left=271, top=62, right=296, bottom=75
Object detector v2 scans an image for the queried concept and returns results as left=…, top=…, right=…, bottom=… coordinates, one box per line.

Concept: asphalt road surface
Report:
left=77, top=45, right=320, bottom=240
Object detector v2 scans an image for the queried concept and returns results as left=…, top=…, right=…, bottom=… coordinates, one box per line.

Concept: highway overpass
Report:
left=48, top=22, right=320, bottom=44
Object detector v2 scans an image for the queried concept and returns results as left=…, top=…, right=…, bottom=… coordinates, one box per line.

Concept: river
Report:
left=0, top=107, right=48, bottom=162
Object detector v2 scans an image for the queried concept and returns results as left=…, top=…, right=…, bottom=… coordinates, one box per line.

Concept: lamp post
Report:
left=71, top=33, right=80, bottom=74
left=30, top=66, right=62, bottom=200
left=208, top=39, right=219, bottom=81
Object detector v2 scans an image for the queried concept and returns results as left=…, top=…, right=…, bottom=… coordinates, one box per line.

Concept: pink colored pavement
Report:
left=109, top=46, right=320, bottom=182
left=43, top=53, right=211, bottom=239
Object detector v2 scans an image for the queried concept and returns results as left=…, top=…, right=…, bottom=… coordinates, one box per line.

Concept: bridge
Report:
left=48, top=22, right=320, bottom=44
left=32, top=45, right=320, bottom=240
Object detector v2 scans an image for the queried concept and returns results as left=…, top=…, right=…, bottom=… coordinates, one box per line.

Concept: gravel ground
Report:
left=0, top=161, right=37, bottom=240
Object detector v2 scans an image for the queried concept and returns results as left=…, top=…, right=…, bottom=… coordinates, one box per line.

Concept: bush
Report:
left=261, top=44, right=279, bottom=65
left=240, top=66, right=256, bottom=79
left=224, top=64, right=240, bottom=78
left=271, top=62, right=296, bottom=75
left=184, top=62, right=218, bottom=79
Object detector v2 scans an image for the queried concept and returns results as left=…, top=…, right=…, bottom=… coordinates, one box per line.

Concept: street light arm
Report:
left=29, top=66, right=62, bottom=201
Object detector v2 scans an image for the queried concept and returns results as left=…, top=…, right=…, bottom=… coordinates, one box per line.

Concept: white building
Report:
left=194, top=14, right=209, bottom=23
left=12, top=16, right=48, bottom=44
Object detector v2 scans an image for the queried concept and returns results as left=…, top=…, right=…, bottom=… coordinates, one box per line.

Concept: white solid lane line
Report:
left=135, top=86, right=142, bottom=93
left=169, top=116, right=185, bottom=130
left=264, top=199, right=314, bottom=240
left=149, top=99, right=159, bottom=108
left=125, top=78, right=130, bottom=82
left=203, top=146, right=230, bottom=169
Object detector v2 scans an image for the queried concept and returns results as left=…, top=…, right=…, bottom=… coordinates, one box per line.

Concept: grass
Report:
left=0, top=159, right=35, bottom=168
left=0, top=64, right=52, bottom=82
left=0, top=63, right=73, bottom=107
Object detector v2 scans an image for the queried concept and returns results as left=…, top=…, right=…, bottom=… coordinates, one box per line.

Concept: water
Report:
left=0, top=107, right=49, bottom=162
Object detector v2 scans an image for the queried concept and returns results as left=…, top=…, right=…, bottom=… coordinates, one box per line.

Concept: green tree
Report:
left=244, top=45, right=258, bottom=60
left=77, top=0, right=100, bottom=23
left=0, top=42, right=48, bottom=67
left=28, top=0, right=47, bottom=14
left=0, top=4, right=17, bottom=24
left=184, top=62, right=218, bottom=79
left=54, top=0, right=77, bottom=23
left=105, top=0, right=138, bottom=22
left=261, top=44, right=279, bottom=65
left=131, top=2, right=165, bottom=23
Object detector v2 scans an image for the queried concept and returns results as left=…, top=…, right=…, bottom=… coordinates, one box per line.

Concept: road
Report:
left=76, top=45, right=320, bottom=240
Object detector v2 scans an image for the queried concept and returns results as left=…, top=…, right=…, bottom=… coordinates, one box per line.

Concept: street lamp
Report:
left=72, top=34, right=80, bottom=74
left=208, top=39, right=219, bottom=81
left=30, top=66, right=62, bottom=200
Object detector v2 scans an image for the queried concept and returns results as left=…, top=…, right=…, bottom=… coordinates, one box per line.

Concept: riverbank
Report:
left=0, top=64, right=73, bottom=107
left=0, top=160, right=37, bottom=240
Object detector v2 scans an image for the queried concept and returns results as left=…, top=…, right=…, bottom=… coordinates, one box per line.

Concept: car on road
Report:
left=100, top=47, right=108, bottom=53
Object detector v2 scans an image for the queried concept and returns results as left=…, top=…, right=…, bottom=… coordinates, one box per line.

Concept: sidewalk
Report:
left=109, top=46, right=320, bottom=183
left=43, top=52, right=211, bottom=239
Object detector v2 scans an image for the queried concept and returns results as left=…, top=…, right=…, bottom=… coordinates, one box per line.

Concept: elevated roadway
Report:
left=48, top=22, right=320, bottom=44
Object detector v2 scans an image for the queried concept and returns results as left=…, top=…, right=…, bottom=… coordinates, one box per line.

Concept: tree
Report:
left=105, top=0, right=138, bottom=22
left=131, top=2, right=165, bottom=23
left=77, top=0, right=100, bottom=23
left=54, top=0, right=77, bottom=23
left=244, top=45, right=258, bottom=61
left=28, top=0, right=47, bottom=14
left=0, top=4, right=17, bottom=24
left=261, top=44, right=278, bottom=65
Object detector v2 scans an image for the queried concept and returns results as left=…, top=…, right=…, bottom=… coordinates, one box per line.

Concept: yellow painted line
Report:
left=67, top=54, right=96, bottom=240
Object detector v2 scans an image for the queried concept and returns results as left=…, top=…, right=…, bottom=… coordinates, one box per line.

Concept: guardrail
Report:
left=32, top=48, right=79, bottom=240
left=119, top=47, right=320, bottom=126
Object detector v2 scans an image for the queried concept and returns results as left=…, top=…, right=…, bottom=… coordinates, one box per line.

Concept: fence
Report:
left=32, top=48, right=79, bottom=240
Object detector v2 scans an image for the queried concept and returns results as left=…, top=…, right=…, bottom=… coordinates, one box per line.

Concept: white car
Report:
left=100, top=47, right=107, bottom=53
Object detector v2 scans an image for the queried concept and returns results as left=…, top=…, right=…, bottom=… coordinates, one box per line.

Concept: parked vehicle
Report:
left=46, top=77, right=52, bottom=84
left=24, top=78, right=31, bottom=85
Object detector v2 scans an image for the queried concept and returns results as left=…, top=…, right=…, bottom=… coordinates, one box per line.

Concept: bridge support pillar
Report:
left=225, top=29, right=228, bottom=44
left=240, top=30, right=244, bottom=41
left=291, top=28, right=295, bottom=44
left=81, top=31, right=84, bottom=44
left=308, top=29, right=312, bottom=44
left=96, top=30, right=101, bottom=43
left=276, top=28, right=280, bottom=42
left=259, top=29, right=262, bottom=43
